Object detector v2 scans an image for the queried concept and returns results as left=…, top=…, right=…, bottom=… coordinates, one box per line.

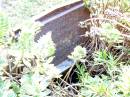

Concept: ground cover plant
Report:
left=70, top=0, right=130, bottom=97
left=0, top=12, right=62, bottom=97
left=49, top=0, right=130, bottom=96
left=1, top=0, right=130, bottom=97
left=0, top=11, right=85, bottom=97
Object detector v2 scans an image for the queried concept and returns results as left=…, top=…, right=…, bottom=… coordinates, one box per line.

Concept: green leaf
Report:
left=11, top=82, right=20, bottom=94
left=68, top=45, right=86, bottom=61
left=36, top=32, right=55, bottom=58
left=100, top=23, right=123, bottom=44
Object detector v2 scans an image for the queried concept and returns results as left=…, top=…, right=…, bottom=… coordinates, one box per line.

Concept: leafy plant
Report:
left=116, top=66, right=130, bottom=97
left=0, top=13, right=61, bottom=97
left=100, top=23, right=124, bottom=44
left=93, top=50, right=120, bottom=68
left=80, top=0, right=130, bottom=51
left=19, top=73, right=51, bottom=97
left=76, top=0, right=130, bottom=97
left=68, top=45, right=86, bottom=62
left=35, top=32, right=56, bottom=59
left=76, top=64, right=86, bottom=82
left=80, top=74, right=115, bottom=97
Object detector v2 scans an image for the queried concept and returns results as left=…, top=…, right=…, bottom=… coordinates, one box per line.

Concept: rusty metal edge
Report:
left=56, top=59, right=75, bottom=73
left=32, top=0, right=82, bottom=21
left=13, top=0, right=85, bottom=73
left=32, top=0, right=84, bottom=73
left=40, top=3, right=84, bottom=25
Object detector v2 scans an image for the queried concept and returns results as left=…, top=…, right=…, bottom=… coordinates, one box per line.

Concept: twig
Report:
left=82, top=17, right=130, bottom=33
left=2, top=69, right=20, bottom=85
left=59, top=77, right=80, bottom=94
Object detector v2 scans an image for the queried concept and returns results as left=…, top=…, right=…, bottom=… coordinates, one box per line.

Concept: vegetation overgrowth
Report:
left=75, top=0, right=130, bottom=96
left=0, top=0, right=130, bottom=97
left=0, top=12, right=62, bottom=97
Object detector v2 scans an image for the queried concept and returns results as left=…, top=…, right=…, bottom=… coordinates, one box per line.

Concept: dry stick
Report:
left=2, top=69, right=20, bottom=85
left=116, top=51, right=124, bottom=62
left=51, top=83, right=68, bottom=96
left=83, top=17, right=130, bottom=37
left=61, top=63, right=76, bottom=86
left=64, top=83, right=80, bottom=89
left=6, top=50, right=12, bottom=76
left=59, top=77, right=80, bottom=94
left=95, top=37, right=98, bottom=50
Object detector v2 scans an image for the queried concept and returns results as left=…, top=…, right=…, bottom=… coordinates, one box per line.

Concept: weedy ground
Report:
left=45, top=0, right=130, bottom=96
left=65, top=0, right=130, bottom=97
left=1, top=0, right=130, bottom=97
